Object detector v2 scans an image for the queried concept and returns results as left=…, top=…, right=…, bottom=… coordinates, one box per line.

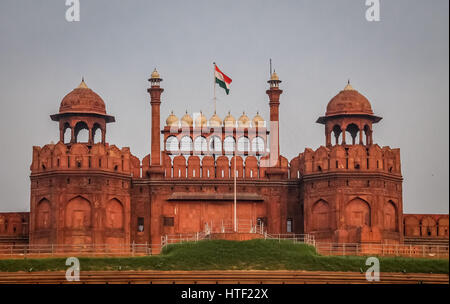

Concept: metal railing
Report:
left=205, top=219, right=265, bottom=234
left=0, top=243, right=159, bottom=257
left=161, top=231, right=210, bottom=249
left=264, top=233, right=315, bottom=245
left=160, top=219, right=269, bottom=249
left=314, top=242, right=449, bottom=258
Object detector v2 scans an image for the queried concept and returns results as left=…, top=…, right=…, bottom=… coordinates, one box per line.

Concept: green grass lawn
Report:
left=0, top=239, right=448, bottom=273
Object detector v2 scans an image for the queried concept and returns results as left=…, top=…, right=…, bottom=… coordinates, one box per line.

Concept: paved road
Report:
left=0, top=270, right=447, bottom=284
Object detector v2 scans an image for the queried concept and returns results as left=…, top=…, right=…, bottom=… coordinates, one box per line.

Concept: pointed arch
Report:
left=65, top=196, right=92, bottom=229
left=312, top=199, right=330, bottom=231
left=345, top=197, right=371, bottom=228
left=92, top=123, right=103, bottom=144
left=105, top=198, right=124, bottom=229
left=36, top=198, right=51, bottom=229
left=74, top=121, right=89, bottom=143
left=384, top=200, right=397, bottom=231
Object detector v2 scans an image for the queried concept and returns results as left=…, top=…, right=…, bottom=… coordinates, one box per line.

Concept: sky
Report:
left=0, top=0, right=448, bottom=214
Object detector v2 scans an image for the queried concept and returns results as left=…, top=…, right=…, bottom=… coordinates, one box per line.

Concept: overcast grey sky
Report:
left=0, top=0, right=448, bottom=214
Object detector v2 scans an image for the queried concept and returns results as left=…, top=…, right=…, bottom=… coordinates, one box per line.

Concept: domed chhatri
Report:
left=270, top=71, right=279, bottom=81
left=209, top=112, right=222, bottom=127
left=252, top=112, right=265, bottom=128
left=326, top=82, right=373, bottom=116
left=59, top=79, right=107, bottom=115
left=166, top=111, right=266, bottom=128
left=238, top=112, right=250, bottom=128
left=224, top=111, right=236, bottom=127
left=195, top=111, right=207, bottom=127
left=150, top=68, right=161, bottom=80
left=166, top=111, right=179, bottom=127
left=180, top=111, right=193, bottom=127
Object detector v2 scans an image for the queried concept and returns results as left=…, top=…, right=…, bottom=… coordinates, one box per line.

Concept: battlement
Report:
left=289, top=144, right=401, bottom=178
left=0, top=212, right=29, bottom=237
left=142, top=154, right=290, bottom=179
left=31, top=141, right=402, bottom=182
left=30, top=141, right=140, bottom=177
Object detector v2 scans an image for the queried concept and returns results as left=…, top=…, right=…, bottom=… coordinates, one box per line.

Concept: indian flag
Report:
left=215, top=64, right=232, bottom=95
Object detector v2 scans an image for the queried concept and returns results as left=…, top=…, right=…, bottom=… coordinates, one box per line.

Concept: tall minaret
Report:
left=148, top=68, right=164, bottom=167
left=266, top=71, right=283, bottom=167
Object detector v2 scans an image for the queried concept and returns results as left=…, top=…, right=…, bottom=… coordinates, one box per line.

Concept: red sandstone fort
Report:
left=0, top=69, right=448, bottom=252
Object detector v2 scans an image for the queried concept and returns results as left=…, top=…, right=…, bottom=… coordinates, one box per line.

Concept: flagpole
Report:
left=213, top=62, right=216, bottom=113
left=234, top=146, right=237, bottom=232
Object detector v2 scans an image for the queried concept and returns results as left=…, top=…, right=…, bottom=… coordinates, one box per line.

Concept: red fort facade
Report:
left=0, top=70, right=448, bottom=248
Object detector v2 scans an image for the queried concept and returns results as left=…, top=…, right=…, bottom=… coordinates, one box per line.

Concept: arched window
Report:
left=332, top=125, right=342, bottom=145
left=180, top=136, right=193, bottom=151
left=209, top=136, right=222, bottom=152
left=74, top=121, right=89, bottom=143
left=224, top=136, right=236, bottom=153
left=63, top=123, right=71, bottom=144
left=252, top=137, right=265, bottom=152
left=166, top=136, right=179, bottom=152
left=346, top=123, right=359, bottom=145
left=237, top=136, right=250, bottom=152
left=92, top=123, right=102, bottom=144
left=194, top=136, right=208, bottom=152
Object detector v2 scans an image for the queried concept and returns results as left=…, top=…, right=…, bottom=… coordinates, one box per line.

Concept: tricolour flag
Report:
left=214, top=64, right=232, bottom=95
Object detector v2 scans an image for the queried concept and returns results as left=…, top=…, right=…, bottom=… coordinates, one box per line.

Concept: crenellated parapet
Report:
left=31, top=141, right=140, bottom=177
left=141, top=153, right=290, bottom=179
left=289, top=144, right=401, bottom=178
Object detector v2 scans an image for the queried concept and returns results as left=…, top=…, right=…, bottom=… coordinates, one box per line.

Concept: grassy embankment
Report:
left=0, top=239, right=447, bottom=273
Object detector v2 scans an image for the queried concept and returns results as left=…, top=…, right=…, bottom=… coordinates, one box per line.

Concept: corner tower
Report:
left=299, top=82, right=403, bottom=245
left=30, top=79, right=137, bottom=249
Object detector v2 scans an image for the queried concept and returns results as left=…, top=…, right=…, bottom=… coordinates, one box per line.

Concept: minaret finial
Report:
left=344, top=79, right=355, bottom=91
left=77, top=77, right=88, bottom=89
left=269, top=58, right=272, bottom=77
